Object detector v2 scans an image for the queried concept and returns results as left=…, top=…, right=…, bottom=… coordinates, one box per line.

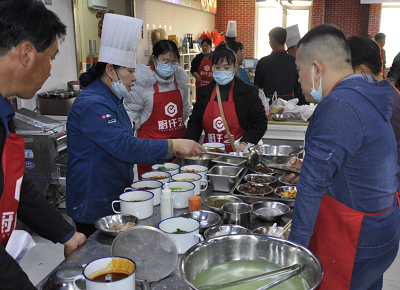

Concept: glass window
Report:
left=380, top=6, right=400, bottom=67
left=257, top=7, right=283, bottom=59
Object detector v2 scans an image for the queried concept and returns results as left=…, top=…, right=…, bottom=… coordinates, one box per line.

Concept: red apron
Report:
left=309, top=192, right=400, bottom=290
left=137, top=68, right=186, bottom=178
left=0, top=132, right=25, bottom=246
left=196, top=52, right=213, bottom=89
left=381, top=51, right=385, bottom=77
left=202, top=80, right=246, bottom=152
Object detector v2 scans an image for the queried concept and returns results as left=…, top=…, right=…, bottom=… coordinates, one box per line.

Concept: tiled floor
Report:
left=21, top=233, right=400, bottom=289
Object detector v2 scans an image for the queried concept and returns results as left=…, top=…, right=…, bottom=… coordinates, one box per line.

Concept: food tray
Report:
left=229, top=168, right=295, bottom=207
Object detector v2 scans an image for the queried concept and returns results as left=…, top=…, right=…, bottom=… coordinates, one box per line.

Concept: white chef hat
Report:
left=226, top=21, right=237, bottom=38
left=286, top=24, right=301, bottom=49
left=98, top=14, right=143, bottom=68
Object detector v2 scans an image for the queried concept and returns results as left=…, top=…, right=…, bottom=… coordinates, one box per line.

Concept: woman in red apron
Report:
left=185, top=43, right=268, bottom=153
left=191, top=38, right=214, bottom=89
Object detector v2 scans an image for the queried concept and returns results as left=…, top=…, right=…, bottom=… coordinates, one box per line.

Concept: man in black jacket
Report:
left=0, top=1, right=86, bottom=289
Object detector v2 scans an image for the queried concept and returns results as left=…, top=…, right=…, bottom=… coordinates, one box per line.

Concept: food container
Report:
left=180, top=164, right=209, bottom=179
left=171, top=172, right=207, bottom=196
left=222, top=202, right=252, bottom=228
left=129, top=180, right=163, bottom=206
left=275, top=186, right=297, bottom=199
left=94, top=214, right=140, bottom=237
left=249, top=164, right=276, bottom=175
left=278, top=175, right=298, bottom=186
left=212, top=155, right=247, bottom=167
left=151, top=163, right=180, bottom=176
left=180, top=210, right=221, bottom=233
left=206, top=165, right=243, bottom=192
left=253, top=226, right=291, bottom=240
left=111, top=191, right=154, bottom=219
left=236, top=183, right=274, bottom=197
left=203, top=225, right=251, bottom=240
left=141, top=171, right=171, bottom=184
left=244, top=173, right=277, bottom=185
left=167, top=181, right=197, bottom=209
left=180, top=235, right=323, bottom=290
left=205, top=195, right=243, bottom=214
left=251, top=201, right=290, bottom=222
left=271, top=113, right=289, bottom=121
left=176, top=153, right=216, bottom=169
left=42, top=266, right=85, bottom=290
left=256, top=144, right=302, bottom=164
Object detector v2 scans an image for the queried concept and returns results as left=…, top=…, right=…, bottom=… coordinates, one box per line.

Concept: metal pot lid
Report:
left=111, top=225, right=178, bottom=283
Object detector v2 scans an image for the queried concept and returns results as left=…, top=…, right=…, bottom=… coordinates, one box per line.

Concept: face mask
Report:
left=111, top=68, right=130, bottom=99
left=310, top=67, right=323, bottom=103
left=155, top=62, right=177, bottom=78
left=202, top=50, right=210, bottom=54
left=213, top=70, right=234, bottom=85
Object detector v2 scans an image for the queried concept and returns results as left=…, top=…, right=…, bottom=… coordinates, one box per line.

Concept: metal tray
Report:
left=229, top=168, right=295, bottom=207
left=213, top=155, right=247, bottom=167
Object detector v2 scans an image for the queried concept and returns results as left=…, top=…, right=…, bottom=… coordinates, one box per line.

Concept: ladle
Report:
left=197, top=264, right=301, bottom=290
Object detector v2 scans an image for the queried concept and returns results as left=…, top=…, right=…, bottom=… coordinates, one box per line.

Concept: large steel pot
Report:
left=256, top=144, right=303, bottom=165
left=180, top=234, right=323, bottom=289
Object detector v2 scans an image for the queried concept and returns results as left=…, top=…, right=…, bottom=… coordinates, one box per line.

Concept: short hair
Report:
left=201, top=37, right=212, bottom=46
left=79, top=62, right=122, bottom=87
left=375, top=33, right=386, bottom=41
left=212, top=42, right=236, bottom=66
left=364, top=34, right=373, bottom=39
left=226, top=41, right=244, bottom=54
left=0, top=0, right=66, bottom=57
left=152, top=39, right=180, bottom=59
left=297, top=24, right=351, bottom=71
left=269, top=27, right=287, bottom=45
left=347, top=36, right=382, bottom=75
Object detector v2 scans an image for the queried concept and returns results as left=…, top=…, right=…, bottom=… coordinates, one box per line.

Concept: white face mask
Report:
left=310, top=66, right=323, bottom=103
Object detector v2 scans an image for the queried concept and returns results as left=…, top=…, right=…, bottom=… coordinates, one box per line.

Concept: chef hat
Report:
left=98, top=14, right=143, bottom=68
left=226, top=21, right=237, bottom=38
left=286, top=24, right=301, bottom=49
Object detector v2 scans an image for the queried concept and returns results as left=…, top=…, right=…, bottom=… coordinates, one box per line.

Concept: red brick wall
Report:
left=367, top=4, right=382, bottom=37
left=311, top=0, right=325, bottom=28
left=215, top=0, right=256, bottom=58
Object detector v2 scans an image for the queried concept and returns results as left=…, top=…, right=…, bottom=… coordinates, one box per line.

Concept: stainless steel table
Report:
left=36, top=187, right=292, bottom=289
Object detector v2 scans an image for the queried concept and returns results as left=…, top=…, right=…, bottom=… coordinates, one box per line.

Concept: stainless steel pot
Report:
left=222, top=202, right=251, bottom=228
left=180, top=235, right=323, bottom=289
left=256, top=144, right=303, bottom=164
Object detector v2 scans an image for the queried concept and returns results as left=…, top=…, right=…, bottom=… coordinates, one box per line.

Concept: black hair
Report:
left=0, top=0, right=66, bottom=56
left=79, top=62, right=122, bottom=87
left=347, top=36, right=382, bottom=75
left=268, top=27, right=287, bottom=45
left=365, top=34, right=373, bottom=39
left=152, top=39, right=180, bottom=59
left=226, top=41, right=244, bottom=54
left=375, top=33, right=386, bottom=41
left=212, top=42, right=236, bottom=66
left=201, top=37, right=212, bottom=46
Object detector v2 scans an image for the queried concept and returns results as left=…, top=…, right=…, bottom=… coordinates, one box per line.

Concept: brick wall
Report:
left=311, top=0, right=325, bottom=28
left=367, top=4, right=382, bottom=36
left=215, top=0, right=256, bottom=58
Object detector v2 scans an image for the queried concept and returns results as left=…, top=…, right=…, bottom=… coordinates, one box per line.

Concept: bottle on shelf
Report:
left=182, top=36, right=188, bottom=54
left=160, top=183, right=174, bottom=221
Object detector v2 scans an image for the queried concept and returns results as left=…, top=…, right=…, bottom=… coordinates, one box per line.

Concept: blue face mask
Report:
left=202, top=50, right=211, bottom=54
left=111, top=68, right=131, bottom=99
left=213, top=70, right=234, bottom=86
left=155, top=62, right=177, bottom=78
left=310, top=67, right=323, bottom=103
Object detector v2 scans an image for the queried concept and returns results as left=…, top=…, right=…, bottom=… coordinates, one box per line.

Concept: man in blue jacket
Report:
left=286, top=24, right=399, bottom=290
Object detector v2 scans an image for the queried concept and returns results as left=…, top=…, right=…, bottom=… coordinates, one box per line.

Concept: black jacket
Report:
left=190, top=52, right=212, bottom=75
left=185, top=77, right=268, bottom=145
left=0, top=118, right=75, bottom=290
left=254, top=51, right=300, bottom=100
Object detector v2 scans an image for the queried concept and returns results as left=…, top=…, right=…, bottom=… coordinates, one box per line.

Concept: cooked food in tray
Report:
left=244, top=174, right=277, bottom=185
left=237, top=182, right=273, bottom=196
left=250, top=165, right=276, bottom=174
left=278, top=175, right=298, bottom=185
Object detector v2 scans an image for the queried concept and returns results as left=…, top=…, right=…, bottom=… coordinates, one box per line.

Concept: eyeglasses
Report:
left=157, top=58, right=179, bottom=66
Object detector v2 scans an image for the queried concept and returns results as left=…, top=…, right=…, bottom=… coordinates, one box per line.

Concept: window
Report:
left=380, top=4, right=400, bottom=67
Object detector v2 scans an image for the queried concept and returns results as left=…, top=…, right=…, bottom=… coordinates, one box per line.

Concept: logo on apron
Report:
left=1, top=212, right=14, bottom=234
left=204, top=65, right=210, bottom=72
left=165, top=102, right=178, bottom=117
left=213, top=117, right=225, bottom=132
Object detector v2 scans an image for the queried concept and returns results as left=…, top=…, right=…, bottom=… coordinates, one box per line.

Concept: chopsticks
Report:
left=276, top=219, right=292, bottom=238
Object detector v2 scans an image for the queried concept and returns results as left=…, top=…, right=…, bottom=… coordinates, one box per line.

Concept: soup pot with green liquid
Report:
left=180, top=234, right=323, bottom=290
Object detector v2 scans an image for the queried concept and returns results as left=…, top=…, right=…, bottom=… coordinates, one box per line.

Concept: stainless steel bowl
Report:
left=271, top=113, right=289, bottom=121
left=222, top=202, right=252, bottom=228
left=180, top=210, right=221, bottom=233
left=203, top=224, right=251, bottom=240
left=251, top=201, right=290, bottom=222
left=180, top=235, right=323, bottom=289
left=94, top=214, right=140, bottom=237
left=43, top=266, right=86, bottom=290
left=236, top=183, right=274, bottom=197
left=253, top=226, right=291, bottom=240
left=177, top=153, right=216, bottom=168
left=205, top=195, right=243, bottom=214
left=256, top=144, right=302, bottom=164
left=278, top=175, right=298, bottom=186
left=275, top=186, right=297, bottom=199
left=244, top=173, right=277, bottom=185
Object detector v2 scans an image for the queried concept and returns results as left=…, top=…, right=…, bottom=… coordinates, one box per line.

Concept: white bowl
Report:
left=171, top=172, right=207, bottom=196
left=151, top=162, right=180, bottom=176
left=165, top=181, right=196, bottom=209
left=112, top=191, right=154, bottom=219
left=129, top=180, right=163, bottom=205
left=141, top=170, right=171, bottom=184
left=180, top=164, right=209, bottom=179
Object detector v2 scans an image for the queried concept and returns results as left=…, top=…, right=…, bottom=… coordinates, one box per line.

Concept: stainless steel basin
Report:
left=256, top=144, right=302, bottom=164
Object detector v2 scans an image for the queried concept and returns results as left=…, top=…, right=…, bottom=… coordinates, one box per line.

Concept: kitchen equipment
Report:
left=94, top=214, right=140, bottom=237
left=141, top=170, right=171, bottom=183
left=213, top=155, right=247, bottom=167
left=201, top=146, right=260, bottom=168
left=244, top=174, right=277, bottom=185
left=180, top=210, right=221, bottom=233
left=111, top=191, right=154, bottom=219
left=151, top=162, right=180, bottom=176
left=249, top=164, right=276, bottom=175
left=129, top=180, right=163, bottom=205
left=251, top=201, right=290, bottom=222
left=176, top=152, right=217, bottom=169
left=180, top=235, right=323, bottom=290
left=203, top=225, right=251, bottom=240
left=274, top=186, right=297, bottom=199
left=167, top=181, right=197, bottom=209
left=111, top=226, right=178, bottom=290
left=237, top=183, right=274, bottom=197
left=83, top=257, right=135, bottom=290
left=271, top=113, right=289, bottom=121
left=256, top=144, right=303, bottom=165
left=205, top=195, right=243, bottom=214
left=278, top=175, right=298, bottom=186
left=253, top=226, right=291, bottom=240
left=37, top=90, right=77, bottom=115
left=180, top=164, right=209, bottom=179
left=206, top=165, right=243, bottom=192
left=202, top=142, right=226, bottom=151
left=42, top=266, right=85, bottom=290
left=222, top=202, right=252, bottom=228
left=229, top=152, right=248, bottom=157
left=171, top=172, right=207, bottom=196
left=158, top=217, right=204, bottom=254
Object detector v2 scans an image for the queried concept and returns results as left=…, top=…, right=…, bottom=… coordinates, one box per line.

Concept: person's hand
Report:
left=172, top=139, right=206, bottom=156
left=64, top=232, right=86, bottom=258
left=195, top=74, right=202, bottom=82
left=236, top=143, right=246, bottom=152
left=284, top=157, right=302, bottom=184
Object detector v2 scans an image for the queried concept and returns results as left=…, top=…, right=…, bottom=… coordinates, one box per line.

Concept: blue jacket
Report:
left=236, top=67, right=253, bottom=86
left=290, top=75, right=399, bottom=257
left=66, top=79, right=168, bottom=223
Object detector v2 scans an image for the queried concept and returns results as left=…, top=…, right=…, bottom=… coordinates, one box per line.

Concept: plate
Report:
left=278, top=175, right=298, bottom=186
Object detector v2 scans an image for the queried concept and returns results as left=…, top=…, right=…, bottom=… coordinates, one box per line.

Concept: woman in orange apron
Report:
left=185, top=43, right=268, bottom=153
left=191, top=38, right=214, bottom=89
